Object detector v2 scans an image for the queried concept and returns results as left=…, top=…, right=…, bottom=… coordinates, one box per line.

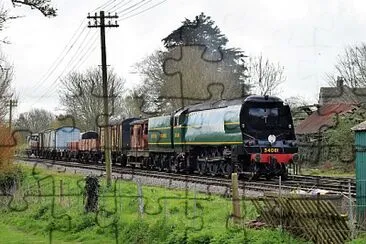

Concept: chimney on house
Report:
left=336, top=76, right=344, bottom=87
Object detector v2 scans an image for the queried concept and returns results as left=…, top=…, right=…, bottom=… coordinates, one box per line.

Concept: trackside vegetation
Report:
left=0, top=165, right=310, bottom=244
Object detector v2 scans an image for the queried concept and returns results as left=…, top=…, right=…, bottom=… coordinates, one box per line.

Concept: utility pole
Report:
left=87, top=11, right=119, bottom=186
left=6, top=99, right=17, bottom=129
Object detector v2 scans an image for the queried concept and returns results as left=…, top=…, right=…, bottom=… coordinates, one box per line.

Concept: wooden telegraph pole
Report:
left=87, top=11, right=118, bottom=186
left=6, top=99, right=18, bottom=129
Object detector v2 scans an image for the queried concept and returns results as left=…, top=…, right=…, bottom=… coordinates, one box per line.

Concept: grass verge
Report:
left=0, top=164, right=310, bottom=243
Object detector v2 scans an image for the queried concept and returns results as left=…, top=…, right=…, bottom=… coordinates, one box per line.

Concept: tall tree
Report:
left=0, top=52, right=13, bottom=121
left=15, top=108, right=54, bottom=132
left=133, top=50, right=166, bottom=115
left=326, top=43, right=366, bottom=87
left=247, top=54, right=285, bottom=96
left=134, top=13, right=250, bottom=115
left=59, top=67, right=125, bottom=131
left=120, top=90, right=143, bottom=118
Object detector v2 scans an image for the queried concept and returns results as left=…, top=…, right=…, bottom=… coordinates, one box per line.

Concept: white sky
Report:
left=2, top=0, right=366, bottom=118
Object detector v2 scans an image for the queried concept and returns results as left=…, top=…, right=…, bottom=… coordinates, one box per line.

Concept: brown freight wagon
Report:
left=127, top=119, right=149, bottom=168
left=79, top=139, right=99, bottom=151
left=99, top=118, right=139, bottom=165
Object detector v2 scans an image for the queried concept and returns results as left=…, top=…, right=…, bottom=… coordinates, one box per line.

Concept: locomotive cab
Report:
left=240, top=95, right=298, bottom=180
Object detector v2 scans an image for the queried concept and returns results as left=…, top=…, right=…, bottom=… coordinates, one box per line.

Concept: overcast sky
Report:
left=2, top=0, right=366, bottom=117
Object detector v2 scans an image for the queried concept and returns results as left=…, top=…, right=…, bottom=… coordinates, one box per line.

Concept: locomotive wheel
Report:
left=222, top=163, right=233, bottom=178
left=198, top=161, right=207, bottom=175
left=280, top=165, right=288, bottom=180
left=265, top=174, right=274, bottom=181
left=157, top=156, right=164, bottom=172
left=208, top=163, right=219, bottom=177
left=151, top=155, right=159, bottom=171
left=249, top=162, right=260, bottom=181
left=170, top=157, right=179, bottom=173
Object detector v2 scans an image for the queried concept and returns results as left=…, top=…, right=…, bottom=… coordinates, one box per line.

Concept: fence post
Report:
left=60, top=180, right=64, bottom=205
left=137, top=180, right=144, bottom=218
left=279, top=176, right=283, bottom=231
left=349, top=179, right=355, bottom=239
left=194, top=184, right=197, bottom=227
left=231, top=173, right=241, bottom=224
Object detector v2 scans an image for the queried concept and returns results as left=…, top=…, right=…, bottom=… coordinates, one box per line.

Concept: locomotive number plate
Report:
left=262, top=148, right=280, bottom=153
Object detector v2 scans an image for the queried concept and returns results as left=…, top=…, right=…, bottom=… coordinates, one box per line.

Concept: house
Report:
left=295, top=103, right=359, bottom=141
left=294, top=77, right=366, bottom=163
left=319, top=77, right=366, bottom=105
left=295, top=103, right=361, bottom=163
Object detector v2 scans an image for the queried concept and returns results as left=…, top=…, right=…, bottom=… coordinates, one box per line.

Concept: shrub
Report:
left=0, top=124, right=15, bottom=171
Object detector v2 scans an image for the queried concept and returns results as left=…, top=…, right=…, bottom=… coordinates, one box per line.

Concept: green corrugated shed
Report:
left=352, top=121, right=366, bottom=223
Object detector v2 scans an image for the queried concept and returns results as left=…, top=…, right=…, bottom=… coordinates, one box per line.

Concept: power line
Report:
left=118, top=0, right=168, bottom=21
left=31, top=20, right=88, bottom=94
left=29, top=1, right=124, bottom=100
left=27, top=0, right=168, bottom=108
left=29, top=28, right=94, bottom=102
left=45, top=29, right=113, bottom=99
left=30, top=32, right=99, bottom=105
left=92, top=0, right=118, bottom=12
left=115, top=0, right=146, bottom=15
left=45, top=0, right=168, bottom=98
left=106, top=0, right=133, bottom=13
left=117, top=0, right=153, bottom=17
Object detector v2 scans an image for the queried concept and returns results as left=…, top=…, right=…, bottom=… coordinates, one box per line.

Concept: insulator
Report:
left=88, top=13, right=90, bottom=17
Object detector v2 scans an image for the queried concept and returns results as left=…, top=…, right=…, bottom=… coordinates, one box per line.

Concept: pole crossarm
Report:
left=87, top=12, right=119, bottom=28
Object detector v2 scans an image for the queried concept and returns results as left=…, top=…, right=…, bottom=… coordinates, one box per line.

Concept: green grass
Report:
left=0, top=165, right=308, bottom=243
left=0, top=222, right=51, bottom=244
left=298, top=160, right=355, bottom=178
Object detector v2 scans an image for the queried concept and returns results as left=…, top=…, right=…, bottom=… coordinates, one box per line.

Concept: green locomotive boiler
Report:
left=127, top=95, right=298, bottom=179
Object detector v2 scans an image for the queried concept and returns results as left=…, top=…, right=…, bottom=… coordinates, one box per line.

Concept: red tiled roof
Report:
left=295, top=103, right=358, bottom=135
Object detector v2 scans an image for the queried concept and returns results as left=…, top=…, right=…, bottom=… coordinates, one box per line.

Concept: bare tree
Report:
left=15, top=108, right=54, bottom=132
left=0, top=1, right=56, bottom=44
left=119, top=90, right=143, bottom=118
left=326, top=43, right=366, bottom=87
left=0, top=1, right=56, bottom=30
left=247, top=55, right=286, bottom=96
left=11, top=0, right=56, bottom=17
left=59, top=67, right=125, bottom=131
left=0, top=52, right=13, bottom=121
left=133, top=50, right=166, bottom=115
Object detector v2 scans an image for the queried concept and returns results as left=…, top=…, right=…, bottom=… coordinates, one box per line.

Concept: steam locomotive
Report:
left=27, top=95, right=298, bottom=180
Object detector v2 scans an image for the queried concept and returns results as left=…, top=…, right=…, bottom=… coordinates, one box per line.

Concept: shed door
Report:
left=356, top=131, right=366, bottom=222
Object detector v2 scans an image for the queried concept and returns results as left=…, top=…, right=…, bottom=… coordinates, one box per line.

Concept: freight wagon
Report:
left=38, top=126, right=81, bottom=160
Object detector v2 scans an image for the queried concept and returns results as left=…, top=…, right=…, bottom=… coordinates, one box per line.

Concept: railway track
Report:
left=16, top=156, right=356, bottom=198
